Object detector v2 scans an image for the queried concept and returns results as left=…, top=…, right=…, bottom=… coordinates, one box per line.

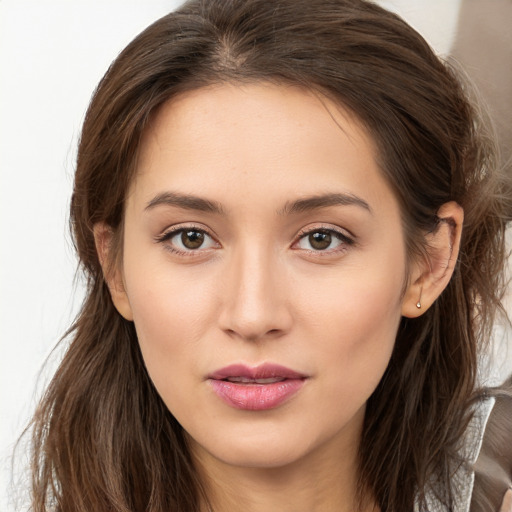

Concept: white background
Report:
left=1, top=1, right=509, bottom=510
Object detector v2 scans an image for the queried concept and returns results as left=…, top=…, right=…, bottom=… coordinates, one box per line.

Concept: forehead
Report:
left=130, top=82, right=397, bottom=218
left=141, top=82, right=374, bottom=155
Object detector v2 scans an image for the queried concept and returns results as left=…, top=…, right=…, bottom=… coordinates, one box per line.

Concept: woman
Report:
left=28, top=0, right=511, bottom=510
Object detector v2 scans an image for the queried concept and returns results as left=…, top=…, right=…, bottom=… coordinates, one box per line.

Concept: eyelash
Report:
left=154, top=225, right=219, bottom=257
left=154, top=224, right=355, bottom=257
left=292, top=225, right=355, bottom=255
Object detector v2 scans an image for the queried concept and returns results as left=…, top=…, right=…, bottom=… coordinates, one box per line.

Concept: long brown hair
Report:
left=28, top=1, right=510, bottom=511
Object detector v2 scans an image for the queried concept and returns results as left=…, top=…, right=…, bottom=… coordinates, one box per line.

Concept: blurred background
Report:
left=1, top=1, right=510, bottom=510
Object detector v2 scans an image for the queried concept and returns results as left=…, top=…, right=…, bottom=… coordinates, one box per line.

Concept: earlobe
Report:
left=401, top=201, right=464, bottom=318
left=93, top=223, right=134, bottom=321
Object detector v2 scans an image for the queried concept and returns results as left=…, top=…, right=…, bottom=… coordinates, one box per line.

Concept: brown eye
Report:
left=295, top=227, right=352, bottom=253
left=308, top=231, right=332, bottom=250
left=156, top=227, right=218, bottom=253
left=181, top=230, right=205, bottom=249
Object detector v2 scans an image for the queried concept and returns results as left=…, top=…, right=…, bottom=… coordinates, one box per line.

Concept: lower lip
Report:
left=209, top=379, right=305, bottom=411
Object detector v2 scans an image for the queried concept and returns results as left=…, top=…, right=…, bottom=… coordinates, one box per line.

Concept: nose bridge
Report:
left=220, top=239, right=290, bottom=340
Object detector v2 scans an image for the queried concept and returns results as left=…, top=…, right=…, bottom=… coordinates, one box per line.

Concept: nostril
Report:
left=222, top=327, right=285, bottom=342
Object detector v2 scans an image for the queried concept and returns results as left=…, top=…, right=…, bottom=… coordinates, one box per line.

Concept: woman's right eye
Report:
left=156, top=228, right=218, bottom=254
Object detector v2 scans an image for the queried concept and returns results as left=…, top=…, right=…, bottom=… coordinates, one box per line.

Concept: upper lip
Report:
left=208, top=363, right=307, bottom=381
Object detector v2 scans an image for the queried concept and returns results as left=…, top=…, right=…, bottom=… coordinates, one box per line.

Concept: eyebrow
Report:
left=145, top=191, right=225, bottom=215
left=144, top=191, right=371, bottom=217
left=278, top=193, right=372, bottom=216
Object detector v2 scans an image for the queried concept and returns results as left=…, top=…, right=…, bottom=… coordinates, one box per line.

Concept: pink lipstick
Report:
left=208, top=363, right=306, bottom=411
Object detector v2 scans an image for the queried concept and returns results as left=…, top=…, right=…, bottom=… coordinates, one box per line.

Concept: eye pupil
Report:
left=309, top=231, right=331, bottom=250
left=181, top=230, right=204, bottom=249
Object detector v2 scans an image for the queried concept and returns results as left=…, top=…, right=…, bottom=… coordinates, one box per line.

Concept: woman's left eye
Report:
left=294, top=229, right=353, bottom=252
left=157, top=228, right=218, bottom=253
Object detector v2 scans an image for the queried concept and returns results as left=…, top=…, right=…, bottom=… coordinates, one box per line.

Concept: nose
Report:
left=218, top=243, right=293, bottom=342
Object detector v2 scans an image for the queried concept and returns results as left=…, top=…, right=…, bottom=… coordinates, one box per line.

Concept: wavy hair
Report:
left=28, top=1, right=510, bottom=511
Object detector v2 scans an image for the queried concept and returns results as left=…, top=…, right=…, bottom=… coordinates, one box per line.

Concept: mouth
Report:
left=209, top=363, right=306, bottom=381
left=221, top=376, right=288, bottom=384
left=208, top=363, right=307, bottom=411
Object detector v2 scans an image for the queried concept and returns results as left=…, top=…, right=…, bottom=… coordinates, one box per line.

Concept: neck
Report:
left=192, top=411, right=379, bottom=512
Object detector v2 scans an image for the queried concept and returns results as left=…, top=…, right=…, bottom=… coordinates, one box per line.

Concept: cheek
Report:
left=297, top=256, right=405, bottom=401
left=321, top=286, right=401, bottom=372
left=120, top=250, right=221, bottom=384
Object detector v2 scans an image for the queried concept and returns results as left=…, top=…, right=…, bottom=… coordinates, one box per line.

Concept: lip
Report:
left=209, top=363, right=306, bottom=381
left=208, top=363, right=307, bottom=411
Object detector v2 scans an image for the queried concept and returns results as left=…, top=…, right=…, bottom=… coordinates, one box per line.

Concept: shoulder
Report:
left=471, top=376, right=512, bottom=512
left=417, top=379, right=512, bottom=512
left=416, top=394, right=497, bottom=512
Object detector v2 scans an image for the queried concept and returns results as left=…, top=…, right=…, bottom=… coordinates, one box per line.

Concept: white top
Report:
left=415, top=396, right=496, bottom=512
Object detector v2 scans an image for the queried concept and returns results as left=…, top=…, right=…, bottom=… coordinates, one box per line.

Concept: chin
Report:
left=187, top=418, right=348, bottom=472
left=210, top=442, right=309, bottom=470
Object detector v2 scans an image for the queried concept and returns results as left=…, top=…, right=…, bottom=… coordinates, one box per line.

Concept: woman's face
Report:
left=116, top=83, right=412, bottom=471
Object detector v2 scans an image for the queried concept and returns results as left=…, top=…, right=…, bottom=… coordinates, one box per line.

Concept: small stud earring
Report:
left=416, top=288, right=423, bottom=309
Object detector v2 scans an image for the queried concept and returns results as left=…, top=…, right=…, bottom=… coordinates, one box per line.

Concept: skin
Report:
left=502, top=489, right=512, bottom=512
left=97, top=83, right=462, bottom=512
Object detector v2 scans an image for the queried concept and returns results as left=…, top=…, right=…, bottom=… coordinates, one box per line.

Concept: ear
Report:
left=93, top=222, right=134, bottom=321
left=401, top=201, right=464, bottom=318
